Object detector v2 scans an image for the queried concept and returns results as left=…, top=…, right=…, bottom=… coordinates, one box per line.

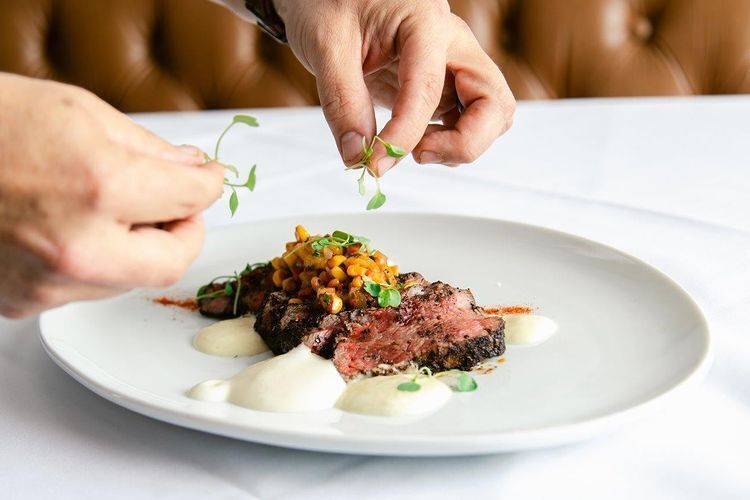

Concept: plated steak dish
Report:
left=197, top=226, right=505, bottom=380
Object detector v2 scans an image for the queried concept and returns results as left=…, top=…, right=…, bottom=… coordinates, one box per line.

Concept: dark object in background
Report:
left=0, top=0, right=748, bottom=112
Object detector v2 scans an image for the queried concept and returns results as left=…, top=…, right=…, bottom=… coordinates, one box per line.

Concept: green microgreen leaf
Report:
left=223, top=163, right=240, bottom=177
left=455, top=372, right=478, bottom=392
left=223, top=282, right=234, bottom=296
left=363, top=281, right=381, bottom=298
left=357, top=172, right=366, bottom=196
left=378, top=287, right=401, bottom=308
left=229, top=189, right=239, bottom=216
left=232, top=114, right=259, bottom=127
left=384, top=143, right=406, bottom=158
left=246, top=164, right=257, bottom=191
left=366, top=190, right=386, bottom=211
left=196, top=285, right=209, bottom=298
left=397, top=381, right=421, bottom=392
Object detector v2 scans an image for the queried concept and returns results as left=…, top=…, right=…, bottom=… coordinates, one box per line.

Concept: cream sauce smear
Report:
left=503, top=314, right=558, bottom=346
left=192, top=317, right=268, bottom=357
left=189, top=345, right=346, bottom=412
left=189, top=312, right=558, bottom=416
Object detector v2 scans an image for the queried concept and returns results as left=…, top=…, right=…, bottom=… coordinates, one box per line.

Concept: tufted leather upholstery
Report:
left=1, top=0, right=748, bottom=111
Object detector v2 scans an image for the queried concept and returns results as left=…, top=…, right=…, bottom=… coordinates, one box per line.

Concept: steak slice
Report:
left=198, top=265, right=275, bottom=318
left=327, top=281, right=505, bottom=379
left=253, top=271, right=504, bottom=379
left=254, top=291, right=327, bottom=355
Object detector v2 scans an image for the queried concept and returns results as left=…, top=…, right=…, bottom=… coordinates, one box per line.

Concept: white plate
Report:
left=39, top=214, right=711, bottom=456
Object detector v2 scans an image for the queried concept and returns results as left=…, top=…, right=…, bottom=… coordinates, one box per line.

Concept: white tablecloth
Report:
left=2, top=97, right=749, bottom=499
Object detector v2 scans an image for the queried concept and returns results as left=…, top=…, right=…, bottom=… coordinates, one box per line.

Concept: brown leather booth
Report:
left=1, top=0, right=749, bottom=112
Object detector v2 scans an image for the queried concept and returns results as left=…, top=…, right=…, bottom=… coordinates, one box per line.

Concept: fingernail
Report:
left=418, top=151, right=443, bottom=164
left=340, top=131, right=363, bottom=164
left=376, top=156, right=397, bottom=175
left=175, top=145, right=205, bottom=162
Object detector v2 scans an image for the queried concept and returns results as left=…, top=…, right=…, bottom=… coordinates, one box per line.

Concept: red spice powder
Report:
left=151, top=296, right=199, bottom=312
left=483, top=305, right=535, bottom=315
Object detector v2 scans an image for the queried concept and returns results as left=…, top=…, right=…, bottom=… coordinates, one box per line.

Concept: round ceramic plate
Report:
left=39, top=214, right=711, bottom=456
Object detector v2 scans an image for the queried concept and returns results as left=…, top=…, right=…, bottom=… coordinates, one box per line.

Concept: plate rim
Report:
left=38, top=212, right=713, bottom=456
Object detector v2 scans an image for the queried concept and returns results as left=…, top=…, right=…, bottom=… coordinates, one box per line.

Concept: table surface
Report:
left=2, top=97, right=749, bottom=499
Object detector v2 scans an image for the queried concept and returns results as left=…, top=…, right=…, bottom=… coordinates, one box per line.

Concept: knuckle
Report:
left=319, top=81, right=358, bottom=123
left=52, top=238, right=91, bottom=282
left=455, top=141, right=481, bottom=163
left=450, top=14, right=473, bottom=35
left=22, top=283, right=59, bottom=311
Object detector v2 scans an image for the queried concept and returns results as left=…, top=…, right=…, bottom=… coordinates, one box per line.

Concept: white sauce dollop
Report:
left=336, top=375, right=452, bottom=417
left=189, top=345, right=346, bottom=413
left=192, top=317, right=268, bottom=357
left=504, top=314, right=558, bottom=346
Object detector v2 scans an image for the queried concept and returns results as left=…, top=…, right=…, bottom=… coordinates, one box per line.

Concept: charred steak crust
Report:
left=198, top=265, right=274, bottom=318
left=254, top=291, right=327, bottom=355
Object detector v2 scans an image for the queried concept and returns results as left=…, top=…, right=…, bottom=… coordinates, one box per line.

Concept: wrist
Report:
left=271, top=0, right=289, bottom=24
left=245, top=0, right=288, bottom=43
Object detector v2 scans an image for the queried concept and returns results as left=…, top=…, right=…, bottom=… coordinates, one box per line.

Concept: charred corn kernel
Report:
left=304, top=255, right=328, bottom=269
left=295, top=225, right=309, bottom=242
left=285, top=242, right=296, bottom=252
left=271, top=257, right=285, bottom=270
left=329, top=266, right=347, bottom=281
left=318, top=292, right=343, bottom=314
left=318, top=270, right=331, bottom=282
left=351, top=276, right=363, bottom=288
left=369, top=272, right=385, bottom=284
left=347, top=288, right=369, bottom=309
left=388, top=265, right=399, bottom=276
left=330, top=246, right=343, bottom=256
left=298, top=287, right=314, bottom=299
left=373, top=251, right=388, bottom=267
left=329, top=295, right=343, bottom=314
left=327, top=255, right=347, bottom=269
left=288, top=298, right=303, bottom=304
left=357, top=257, right=376, bottom=269
left=310, top=277, right=321, bottom=290
left=346, top=243, right=362, bottom=255
left=346, top=264, right=367, bottom=277
left=282, top=251, right=299, bottom=267
left=282, top=277, right=298, bottom=292
left=272, top=269, right=288, bottom=287
left=327, top=278, right=341, bottom=288
left=317, top=287, right=335, bottom=296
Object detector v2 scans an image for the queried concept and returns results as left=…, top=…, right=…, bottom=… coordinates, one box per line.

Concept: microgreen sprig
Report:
left=195, top=262, right=268, bottom=316
left=204, top=114, right=259, bottom=216
left=347, top=136, right=406, bottom=210
left=363, top=281, right=402, bottom=308
left=310, top=230, right=371, bottom=255
left=396, top=367, right=479, bottom=393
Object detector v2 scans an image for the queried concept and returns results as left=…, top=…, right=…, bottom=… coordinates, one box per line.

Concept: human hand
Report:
left=0, top=74, right=224, bottom=318
left=274, top=0, right=516, bottom=174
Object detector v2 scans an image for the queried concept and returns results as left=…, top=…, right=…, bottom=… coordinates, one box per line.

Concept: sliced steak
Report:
left=253, top=271, right=504, bottom=379
left=328, top=281, right=505, bottom=379
left=198, top=265, right=275, bottom=318
left=254, top=291, right=328, bottom=355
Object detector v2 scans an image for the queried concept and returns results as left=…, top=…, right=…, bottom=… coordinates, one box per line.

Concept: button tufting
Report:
left=0, top=0, right=748, bottom=107
left=633, top=16, right=653, bottom=42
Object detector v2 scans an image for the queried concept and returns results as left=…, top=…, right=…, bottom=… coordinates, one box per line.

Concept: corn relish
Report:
left=270, top=226, right=400, bottom=314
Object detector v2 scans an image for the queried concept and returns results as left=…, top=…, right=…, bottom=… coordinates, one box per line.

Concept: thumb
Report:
left=313, top=40, right=376, bottom=165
